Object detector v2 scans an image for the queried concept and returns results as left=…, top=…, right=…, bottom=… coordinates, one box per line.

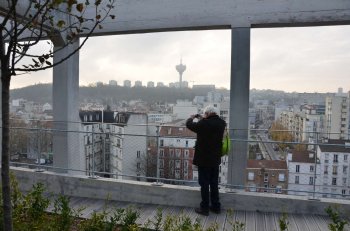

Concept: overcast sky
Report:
left=11, top=25, right=350, bottom=93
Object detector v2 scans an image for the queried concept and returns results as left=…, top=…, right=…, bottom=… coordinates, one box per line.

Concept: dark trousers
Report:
left=198, top=166, right=220, bottom=210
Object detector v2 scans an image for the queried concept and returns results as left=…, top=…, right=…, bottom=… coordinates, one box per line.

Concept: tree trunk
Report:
left=1, top=74, right=12, bottom=231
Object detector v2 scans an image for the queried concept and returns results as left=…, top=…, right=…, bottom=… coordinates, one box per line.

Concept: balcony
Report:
left=11, top=167, right=341, bottom=231
left=7, top=122, right=350, bottom=230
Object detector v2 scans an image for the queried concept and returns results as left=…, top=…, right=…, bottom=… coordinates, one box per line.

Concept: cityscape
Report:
left=8, top=59, right=350, bottom=200
left=2, top=0, right=350, bottom=229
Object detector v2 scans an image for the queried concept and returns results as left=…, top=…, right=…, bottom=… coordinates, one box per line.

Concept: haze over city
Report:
left=11, top=25, right=350, bottom=93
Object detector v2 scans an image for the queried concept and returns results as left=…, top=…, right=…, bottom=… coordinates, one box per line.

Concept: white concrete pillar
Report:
left=227, top=27, right=250, bottom=187
left=52, top=40, right=83, bottom=174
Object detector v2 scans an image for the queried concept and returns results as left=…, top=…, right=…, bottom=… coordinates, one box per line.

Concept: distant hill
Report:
left=10, top=84, right=227, bottom=104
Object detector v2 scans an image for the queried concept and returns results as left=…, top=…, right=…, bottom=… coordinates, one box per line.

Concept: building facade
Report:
left=245, top=160, right=288, bottom=194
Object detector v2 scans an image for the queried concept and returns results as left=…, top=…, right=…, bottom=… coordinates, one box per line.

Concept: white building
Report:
left=42, top=103, right=52, bottom=112
left=135, top=80, right=142, bottom=87
left=148, top=113, right=173, bottom=123
left=124, top=80, right=131, bottom=87
left=116, top=112, right=148, bottom=180
left=172, top=100, right=198, bottom=120
left=318, top=139, right=350, bottom=199
left=156, top=82, right=165, bottom=87
left=79, top=111, right=148, bottom=181
left=325, top=95, right=349, bottom=139
left=287, top=150, right=321, bottom=197
left=147, top=81, right=155, bottom=88
left=109, top=80, right=118, bottom=86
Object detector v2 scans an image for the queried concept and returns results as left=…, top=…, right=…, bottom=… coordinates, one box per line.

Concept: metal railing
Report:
left=6, top=118, right=350, bottom=201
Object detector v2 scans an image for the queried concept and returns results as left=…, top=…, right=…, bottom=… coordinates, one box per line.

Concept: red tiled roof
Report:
left=290, top=150, right=315, bottom=163
left=247, top=160, right=287, bottom=170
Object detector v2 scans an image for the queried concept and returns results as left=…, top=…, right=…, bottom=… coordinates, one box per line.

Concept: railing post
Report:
left=153, top=125, right=163, bottom=186
left=310, top=131, right=319, bottom=200
left=89, top=126, right=97, bottom=179
left=36, top=122, right=44, bottom=172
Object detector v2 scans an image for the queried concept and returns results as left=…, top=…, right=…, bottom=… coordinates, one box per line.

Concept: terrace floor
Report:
left=52, top=196, right=338, bottom=231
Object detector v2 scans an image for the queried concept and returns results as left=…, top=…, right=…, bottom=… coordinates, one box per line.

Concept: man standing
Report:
left=186, top=105, right=226, bottom=216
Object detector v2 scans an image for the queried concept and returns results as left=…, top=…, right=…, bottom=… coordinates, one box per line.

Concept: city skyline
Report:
left=11, top=25, right=350, bottom=93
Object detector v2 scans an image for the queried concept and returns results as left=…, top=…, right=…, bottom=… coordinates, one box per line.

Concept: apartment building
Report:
left=318, top=139, right=350, bottom=199
left=325, top=95, right=349, bottom=139
left=158, top=126, right=196, bottom=184
left=287, top=150, right=321, bottom=197
left=245, top=160, right=288, bottom=194
left=79, top=111, right=147, bottom=181
left=280, top=105, right=324, bottom=143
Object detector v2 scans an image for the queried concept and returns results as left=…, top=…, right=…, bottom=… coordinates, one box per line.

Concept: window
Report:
left=345, top=155, right=348, bottom=162
left=343, top=166, right=348, bottom=174
left=295, top=176, right=299, bottom=184
left=276, top=186, right=282, bottom=194
left=332, top=166, right=338, bottom=175
left=175, top=149, right=181, bottom=158
left=184, top=149, right=189, bottom=158
left=332, top=178, right=337, bottom=186
left=296, top=165, right=300, bottom=173
left=169, top=149, right=174, bottom=157
left=310, top=165, right=314, bottom=172
left=324, top=166, right=328, bottom=174
left=343, top=177, right=347, bottom=185
left=185, top=140, right=188, bottom=147
left=334, top=154, right=338, bottom=163
left=137, top=162, right=141, bottom=170
left=175, top=160, right=181, bottom=169
left=278, top=173, right=285, bottom=182
left=248, top=172, right=254, bottom=181
left=137, top=151, right=140, bottom=158
left=342, top=189, right=346, bottom=197
left=160, top=139, right=164, bottom=147
left=325, top=153, right=329, bottom=159
left=309, top=177, right=314, bottom=185
left=159, top=149, right=164, bottom=158
left=264, top=173, right=269, bottom=183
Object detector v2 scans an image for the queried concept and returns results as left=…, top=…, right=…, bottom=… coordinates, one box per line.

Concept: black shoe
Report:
left=209, top=207, right=221, bottom=214
left=195, top=208, right=209, bottom=216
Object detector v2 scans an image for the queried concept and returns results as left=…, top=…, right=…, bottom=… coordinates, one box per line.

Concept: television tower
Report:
left=175, top=58, right=186, bottom=88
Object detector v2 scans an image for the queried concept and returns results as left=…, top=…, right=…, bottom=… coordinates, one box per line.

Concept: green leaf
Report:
left=57, top=20, right=66, bottom=28
left=76, top=3, right=84, bottom=12
left=39, top=57, right=45, bottom=63
left=46, top=61, right=52, bottom=66
left=96, top=14, right=101, bottom=20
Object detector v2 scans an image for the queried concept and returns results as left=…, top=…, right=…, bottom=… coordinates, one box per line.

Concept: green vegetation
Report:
left=3, top=174, right=350, bottom=231
left=276, top=213, right=289, bottom=231
left=326, top=206, right=349, bottom=231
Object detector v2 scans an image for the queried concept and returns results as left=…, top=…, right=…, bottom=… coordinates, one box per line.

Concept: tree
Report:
left=0, top=0, right=115, bottom=230
left=269, top=121, right=293, bottom=151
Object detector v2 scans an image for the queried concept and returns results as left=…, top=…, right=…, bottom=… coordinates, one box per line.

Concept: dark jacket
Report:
left=186, top=114, right=226, bottom=167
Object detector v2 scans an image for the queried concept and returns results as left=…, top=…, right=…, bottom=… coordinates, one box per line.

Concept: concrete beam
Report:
left=12, top=168, right=350, bottom=216
left=84, top=0, right=350, bottom=36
